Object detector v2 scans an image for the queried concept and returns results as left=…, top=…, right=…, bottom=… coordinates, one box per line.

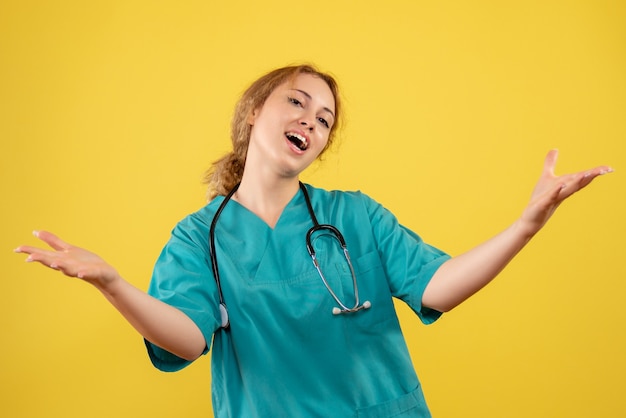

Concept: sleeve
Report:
left=144, top=216, right=222, bottom=372
left=364, top=193, right=451, bottom=324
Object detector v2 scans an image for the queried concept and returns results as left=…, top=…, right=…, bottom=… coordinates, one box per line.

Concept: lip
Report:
left=284, top=129, right=310, bottom=152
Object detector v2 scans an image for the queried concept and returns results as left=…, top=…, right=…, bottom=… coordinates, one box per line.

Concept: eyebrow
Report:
left=292, top=89, right=336, bottom=119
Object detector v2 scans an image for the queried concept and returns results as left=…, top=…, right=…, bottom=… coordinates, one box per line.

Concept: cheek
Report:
left=248, top=116, right=286, bottom=149
left=255, top=107, right=289, bottom=131
left=319, top=131, right=331, bottom=150
left=311, top=136, right=330, bottom=160
left=249, top=115, right=274, bottom=138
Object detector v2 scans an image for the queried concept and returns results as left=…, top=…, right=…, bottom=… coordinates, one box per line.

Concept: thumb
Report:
left=542, top=149, right=559, bottom=178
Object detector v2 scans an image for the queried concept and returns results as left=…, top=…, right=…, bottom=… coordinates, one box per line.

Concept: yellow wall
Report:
left=2, top=1, right=624, bottom=416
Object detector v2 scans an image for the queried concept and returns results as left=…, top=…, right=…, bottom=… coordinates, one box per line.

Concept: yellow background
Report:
left=2, top=1, right=624, bottom=416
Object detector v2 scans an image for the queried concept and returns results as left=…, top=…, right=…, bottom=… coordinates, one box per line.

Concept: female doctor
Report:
left=15, top=64, right=612, bottom=417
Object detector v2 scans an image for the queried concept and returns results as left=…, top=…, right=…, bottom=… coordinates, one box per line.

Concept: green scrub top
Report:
left=145, top=184, right=450, bottom=417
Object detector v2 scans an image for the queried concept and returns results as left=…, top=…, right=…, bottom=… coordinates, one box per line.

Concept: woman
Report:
left=15, top=64, right=612, bottom=417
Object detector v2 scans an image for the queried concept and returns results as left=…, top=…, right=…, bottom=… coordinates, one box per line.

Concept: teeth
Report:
left=286, top=132, right=308, bottom=150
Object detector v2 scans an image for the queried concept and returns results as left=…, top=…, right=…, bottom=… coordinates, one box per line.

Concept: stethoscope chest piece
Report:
left=219, top=303, right=230, bottom=329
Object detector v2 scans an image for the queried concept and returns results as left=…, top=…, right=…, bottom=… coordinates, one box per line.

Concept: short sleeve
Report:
left=364, top=194, right=450, bottom=324
left=144, top=215, right=222, bottom=372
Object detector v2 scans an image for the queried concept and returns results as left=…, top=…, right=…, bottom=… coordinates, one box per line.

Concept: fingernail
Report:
left=13, top=247, right=21, bottom=253
left=32, top=230, right=39, bottom=238
left=25, top=256, right=33, bottom=262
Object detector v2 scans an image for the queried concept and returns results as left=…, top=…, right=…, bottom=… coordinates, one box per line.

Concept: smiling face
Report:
left=245, top=73, right=336, bottom=180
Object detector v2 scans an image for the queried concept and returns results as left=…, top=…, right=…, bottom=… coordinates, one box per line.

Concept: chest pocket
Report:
left=337, top=249, right=397, bottom=330
left=356, top=385, right=431, bottom=418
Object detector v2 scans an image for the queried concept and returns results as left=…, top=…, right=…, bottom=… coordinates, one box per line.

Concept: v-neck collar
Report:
left=224, top=184, right=308, bottom=231
left=210, top=184, right=314, bottom=283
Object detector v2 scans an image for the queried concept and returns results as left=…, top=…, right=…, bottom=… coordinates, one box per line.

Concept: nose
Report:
left=299, top=111, right=316, bottom=131
left=299, top=120, right=314, bottom=131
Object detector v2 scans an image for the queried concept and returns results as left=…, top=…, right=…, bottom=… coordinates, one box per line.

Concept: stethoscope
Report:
left=209, top=182, right=371, bottom=329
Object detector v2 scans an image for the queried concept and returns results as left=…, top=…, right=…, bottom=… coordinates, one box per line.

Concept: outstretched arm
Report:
left=14, top=231, right=206, bottom=361
left=422, top=150, right=613, bottom=313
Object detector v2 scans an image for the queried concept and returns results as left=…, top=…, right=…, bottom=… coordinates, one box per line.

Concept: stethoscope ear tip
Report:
left=332, top=307, right=341, bottom=315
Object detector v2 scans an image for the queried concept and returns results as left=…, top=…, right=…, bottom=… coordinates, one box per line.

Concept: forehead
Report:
left=282, top=73, right=336, bottom=113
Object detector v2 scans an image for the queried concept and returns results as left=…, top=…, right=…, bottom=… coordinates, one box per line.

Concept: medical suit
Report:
left=145, top=184, right=450, bottom=417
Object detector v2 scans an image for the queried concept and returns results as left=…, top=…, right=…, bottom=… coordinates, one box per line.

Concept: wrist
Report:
left=513, top=217, right=540, bottom=242
left=90, top=269, right=123, bottom=295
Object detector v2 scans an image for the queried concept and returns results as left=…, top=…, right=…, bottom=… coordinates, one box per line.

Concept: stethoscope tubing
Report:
left=209, top=182, right=370, bottom=329
left=209, top=183, right=240, bottom=329
left=299, top=183, right=371, bottom=315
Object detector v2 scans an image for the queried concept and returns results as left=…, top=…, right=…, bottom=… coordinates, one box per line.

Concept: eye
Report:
left=288, top=97, right=302, bottom=107
left=317, top=117, right=329, bottom=129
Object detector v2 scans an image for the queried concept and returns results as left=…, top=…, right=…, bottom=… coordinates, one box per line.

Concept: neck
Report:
left=234, top=174, right=301, bottom=229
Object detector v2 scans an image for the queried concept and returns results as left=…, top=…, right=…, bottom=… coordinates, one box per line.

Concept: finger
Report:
left=553, top=171, right=607, bottom=203
left=14, top=245, right=52, bottom=256
left=33, top=230, right=71, bottom=251
left=14, top=240, right=63, bottom=266
left=22, top=249, right=83, bottom=278
left=574, top=166, right=613, bottom=190
left=562, top=165, right=613, bottom=194
left=586, top=165, right=614, bottom=177
left=20, top=249, right=62, bottom=270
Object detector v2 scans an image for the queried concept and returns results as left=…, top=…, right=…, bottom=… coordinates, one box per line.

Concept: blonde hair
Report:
left=204, top=64, right=342, bottom=199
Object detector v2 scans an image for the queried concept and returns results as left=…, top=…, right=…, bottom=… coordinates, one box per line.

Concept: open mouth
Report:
left=286, top=132, right=308, bottom=151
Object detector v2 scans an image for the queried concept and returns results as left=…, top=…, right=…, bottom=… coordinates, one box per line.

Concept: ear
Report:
left=247, top=108, right=259, bottom=126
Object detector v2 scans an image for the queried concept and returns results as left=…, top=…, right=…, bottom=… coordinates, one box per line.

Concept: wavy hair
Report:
left=204, top=64, right=342, bottom=199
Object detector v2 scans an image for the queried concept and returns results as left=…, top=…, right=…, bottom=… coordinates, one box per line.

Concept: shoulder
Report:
left=303, top=183, right=380, bottom=210
left=176, top=197, right=223, bottom=229
left=166, top=198, right=223, bottom=249
left=301, top=184, right=396, bottom=234
left=303, top=184, right=407, bottom=238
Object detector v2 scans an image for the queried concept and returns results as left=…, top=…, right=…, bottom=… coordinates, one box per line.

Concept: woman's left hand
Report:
left=423, top=149, right=613, bottom=312
left=520, top=149, right=613, bottom=237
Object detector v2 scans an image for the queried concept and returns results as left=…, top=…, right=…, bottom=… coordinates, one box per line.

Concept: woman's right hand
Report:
left=15, top=230, right=120, bottom=290
left=15, top=230, right=207, bottom=360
